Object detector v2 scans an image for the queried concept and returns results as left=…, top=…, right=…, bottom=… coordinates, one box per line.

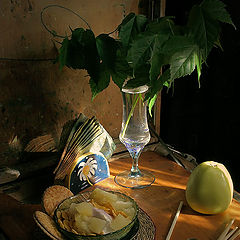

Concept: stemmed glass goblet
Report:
left=114, top=85, right=155, bottom=188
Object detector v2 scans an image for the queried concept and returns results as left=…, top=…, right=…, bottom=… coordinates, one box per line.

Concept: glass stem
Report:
left=130, top=149, right=142, bottom=177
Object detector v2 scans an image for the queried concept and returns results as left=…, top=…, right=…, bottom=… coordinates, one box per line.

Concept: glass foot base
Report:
left=114, top=169, right=155, bottom=189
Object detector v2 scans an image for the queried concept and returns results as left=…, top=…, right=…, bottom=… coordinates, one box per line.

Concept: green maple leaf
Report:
left=128, top=17, right=174, bottom=82
left=65, top=41, right=85, bottom=70
left=67, top=28, right=100, bottom=77
left=170, top=46, right=199, bottom=80
left=89, top=78, right=99, bottom=100
left=162, top=35, right=195, bottom=55
left=96, top=35, right=131, bottom=89
left=128, top=32, right=170, bottom=71
left=119, top=13, right=148, bottom=48
left=127, top=34, right=154, bottom=69
left=124, top=64, right=150, bottom=89
left=146, top=69, right=171, bottom=115
left=96, top=34, right=117, bottom=69
left=146, top=16, right=175, bottom=35
left=89, top=63, right=110, bottom=100
left=56, top=0, right=235, bottom=107
left=58, top=33, right=86, bottom=70
left=163, top=36, right=201, bottom=81
left=201, top=0, right=236, bottom=29
left=149, top=34, right=170, bottom=83
left=111, top=49, right=132, bottom=89
left=146, top=68, right=170, bottom=99
left=80, top=29, right=100, bottom=77
left=188, top=4, right=221, bottom=60
left=147, top=94, right=157, bottom=117
left=58, top=37, right=69, bottom=70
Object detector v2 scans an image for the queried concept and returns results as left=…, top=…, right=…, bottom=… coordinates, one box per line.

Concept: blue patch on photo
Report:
left=67, top=152, right=110, bottom=194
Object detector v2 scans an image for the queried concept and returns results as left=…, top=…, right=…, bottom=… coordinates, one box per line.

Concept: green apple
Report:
left=186, top=161, right=233, bottom=214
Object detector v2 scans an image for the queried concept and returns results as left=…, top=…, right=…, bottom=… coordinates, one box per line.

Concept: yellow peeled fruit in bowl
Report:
left=186, top=161, right=233, bottom=214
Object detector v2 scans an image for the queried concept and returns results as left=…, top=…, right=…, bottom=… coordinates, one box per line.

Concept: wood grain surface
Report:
left=95, top=151, right=240, bottom=240
left=0, top=151, right=240, bottom=240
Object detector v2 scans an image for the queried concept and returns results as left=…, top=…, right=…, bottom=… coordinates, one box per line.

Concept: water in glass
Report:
left=115, top=85, right=155, bottom=188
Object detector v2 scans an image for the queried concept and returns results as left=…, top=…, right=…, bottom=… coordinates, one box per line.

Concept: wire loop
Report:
left=40, top=5, right=92, bottom=39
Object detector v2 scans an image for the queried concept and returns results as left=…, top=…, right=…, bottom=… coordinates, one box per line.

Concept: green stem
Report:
left=121, top=93, right=141, bottom=138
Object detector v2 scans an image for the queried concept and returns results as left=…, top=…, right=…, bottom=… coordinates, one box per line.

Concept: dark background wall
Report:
left=161, top=0, right=240, bottom=191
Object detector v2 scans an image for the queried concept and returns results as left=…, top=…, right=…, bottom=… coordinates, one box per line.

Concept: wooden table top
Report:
left=96, top=151, right=240, bottom=240
left=1, top=151, right=240, bottom=240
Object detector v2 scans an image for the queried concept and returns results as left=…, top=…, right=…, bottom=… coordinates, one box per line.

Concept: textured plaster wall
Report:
left=0, top=0, right=139, bottom=166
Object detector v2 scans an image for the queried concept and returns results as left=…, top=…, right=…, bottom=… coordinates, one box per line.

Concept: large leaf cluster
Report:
left=57, top=0, right=234, bottom=110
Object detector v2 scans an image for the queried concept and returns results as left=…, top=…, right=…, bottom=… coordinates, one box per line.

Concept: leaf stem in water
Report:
left=121, top=93, right=141, bottom=138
